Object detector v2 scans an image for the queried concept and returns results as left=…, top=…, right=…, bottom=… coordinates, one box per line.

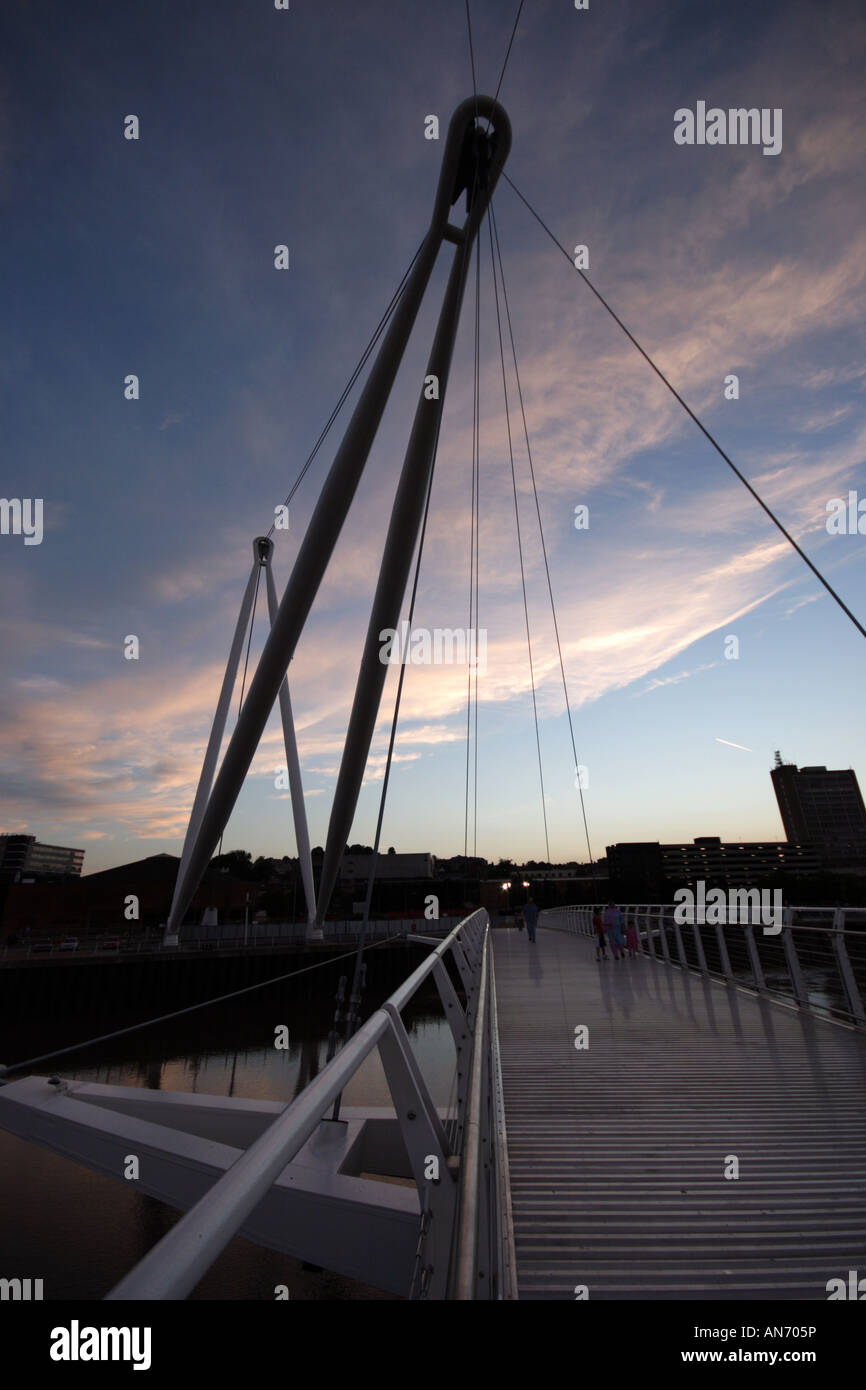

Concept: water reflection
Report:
left=0, top=947, right=456, bottom=1300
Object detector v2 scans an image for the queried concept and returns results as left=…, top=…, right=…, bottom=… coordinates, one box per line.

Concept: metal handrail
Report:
left=106, top=908, right=497, bottom=1300
left=1, top=920, right=453, bottom=962
left=453, top=927, right=489, bottom=1298
left=487, top=945, right=518, bottom=1300
left=450, top=925, right=517, bottom=1300
left=108, top=1008, right=390, bottom=1300
left=540, top=903, right=866, bottom=1028
left=540, top=903, right=866, bottom=933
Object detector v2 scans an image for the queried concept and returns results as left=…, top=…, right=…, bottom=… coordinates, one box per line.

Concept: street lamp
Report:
left=501, top=880, right=511, bottom=913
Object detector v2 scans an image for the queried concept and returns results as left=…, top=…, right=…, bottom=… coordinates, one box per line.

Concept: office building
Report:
left=608, top=837, right=820, bottom=897
left=0, top=833, right=84, bottom=882
left=771, top=754, right=866, bottom=868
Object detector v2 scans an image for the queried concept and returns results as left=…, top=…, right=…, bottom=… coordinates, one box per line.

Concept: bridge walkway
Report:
left=492, top=926, right=866, bottom=1300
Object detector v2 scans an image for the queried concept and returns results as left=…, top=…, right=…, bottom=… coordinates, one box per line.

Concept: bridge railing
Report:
left=539, top=903, right=866, bottom=1029
left=104, top=907, right=515, bottom=1301
left=1, top=919, right=453, bottom=959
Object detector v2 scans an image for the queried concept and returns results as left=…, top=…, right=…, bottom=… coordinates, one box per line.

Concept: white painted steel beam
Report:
left=165, top=97, right=511, bottom=941
left=163, top=551, right=260, bottom=944
left=262, top=543, right=320, bottom=939
left=0, top=1078, right=419, bottom=1295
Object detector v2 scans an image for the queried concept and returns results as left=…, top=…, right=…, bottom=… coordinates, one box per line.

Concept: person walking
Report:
left=592, top=907, right=607, bottom=961
left=523, top=897, right=538, bottom=943
left=603, top=902, right=625, bottom=960
left=625, top=918, right=639, bottom=958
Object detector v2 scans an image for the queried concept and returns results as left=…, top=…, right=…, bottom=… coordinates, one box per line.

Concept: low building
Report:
left=0, top=834, right=84, bottom=882
left=0, top=853, right=249, bottom=939
left=607, top=837, right=822, bottom=899
left=339, top=851, right=435, bottom=883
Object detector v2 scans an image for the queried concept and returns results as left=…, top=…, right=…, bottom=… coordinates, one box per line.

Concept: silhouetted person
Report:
left=625, top=918, right=639, bottom=958
left=523, top=898, right=538, bottom=942
left=603, top=902, right=625, bottom=960
left=592, top=908, right=607, bottom=961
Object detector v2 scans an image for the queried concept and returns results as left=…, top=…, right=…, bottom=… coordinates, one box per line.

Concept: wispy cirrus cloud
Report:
left=3, top=0, right=865, bottom=869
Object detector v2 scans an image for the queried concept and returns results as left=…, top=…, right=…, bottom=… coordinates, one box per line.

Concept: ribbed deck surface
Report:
left=493, top=927, right=866, bottom=1300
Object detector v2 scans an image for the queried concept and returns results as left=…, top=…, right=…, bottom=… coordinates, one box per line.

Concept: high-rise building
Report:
left=771, top=754, right=866, bottom=868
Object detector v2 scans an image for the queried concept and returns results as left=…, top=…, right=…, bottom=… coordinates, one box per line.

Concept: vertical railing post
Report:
left=433, top=958, right=471, bottom=1148
left=831, top=908, right=866, bottom=1024
left=658, top=906, right=671, bottom=963
left=714, top=919, right=733, bottom=981
left=781, top=908, right=808, bottom=1008
left=692, top=919, right=709, bottom=974
left=645, top=906, right=657, bottom=959
left=378, top=1007, right=457, bottom=1301
left=672, top=914, right=689, bottom=968
left=639, top=906, right=650, bottom=954
left=743, top=919, right=766, bottom=993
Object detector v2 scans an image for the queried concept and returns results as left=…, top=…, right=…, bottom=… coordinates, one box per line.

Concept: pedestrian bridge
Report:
left=0, top=905, right=864, bottom=1299
left=496, top=911, right=866, bottom=1299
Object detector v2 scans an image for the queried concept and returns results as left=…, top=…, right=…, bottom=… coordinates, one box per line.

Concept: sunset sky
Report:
left=2, top=0, right=865, bottom=875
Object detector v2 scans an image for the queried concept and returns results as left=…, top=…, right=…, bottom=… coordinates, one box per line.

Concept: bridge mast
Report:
left=165, top=96, right=511, bottom=941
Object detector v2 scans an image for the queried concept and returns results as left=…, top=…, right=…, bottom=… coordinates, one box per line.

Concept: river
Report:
left=0, top=944, right=456, bottom=1300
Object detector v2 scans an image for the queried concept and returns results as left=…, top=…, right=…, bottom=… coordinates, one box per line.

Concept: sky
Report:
left=1, top=0, right=865, bottom=876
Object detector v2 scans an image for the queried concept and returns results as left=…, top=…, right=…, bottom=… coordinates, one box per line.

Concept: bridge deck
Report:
left=492, top=926, right=866, bottom=1300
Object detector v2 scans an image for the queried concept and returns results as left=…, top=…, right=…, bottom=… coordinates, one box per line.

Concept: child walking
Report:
left=592, top=908, right=607, bottom=961
left=625, top=918, right=639, bottom=958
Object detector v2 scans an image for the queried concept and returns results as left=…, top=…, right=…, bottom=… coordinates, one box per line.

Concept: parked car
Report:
left=30, top=940, right=53, bottom=953
left=59, top=937, right=79, bottom=952
left=99, top=937, right=120, bottom=951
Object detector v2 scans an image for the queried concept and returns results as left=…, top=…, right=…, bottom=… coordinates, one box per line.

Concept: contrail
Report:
left=715, top=737, right=753, bottom=752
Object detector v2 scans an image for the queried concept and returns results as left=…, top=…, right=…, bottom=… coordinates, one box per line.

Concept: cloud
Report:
left=637, top=662, right=718, bottom=696
left=4, top=0, right=865, bottom=868
left=782, top=593, right=820, bottom=619
left=14, top=676, right=67, bottom=694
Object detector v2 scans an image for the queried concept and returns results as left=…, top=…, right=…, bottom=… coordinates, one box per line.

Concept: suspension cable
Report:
left=465, top=238, right=481, bottom=859
left=472, top=244, right=481, bottom=860
left=464, top=1, right=479, bottom=119
left=487, top=212, right=551, bottom=862
left=0, top=934, right=406, bottom=1080
left=501, top=171, right=866, bottom=642
left=492, top=1, right=526, bottom=112
left=460, top=10, right=489, bottom=862
left=490, top=201, right=594, bottom=866
left=265, top=237, right=426, bottom=539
